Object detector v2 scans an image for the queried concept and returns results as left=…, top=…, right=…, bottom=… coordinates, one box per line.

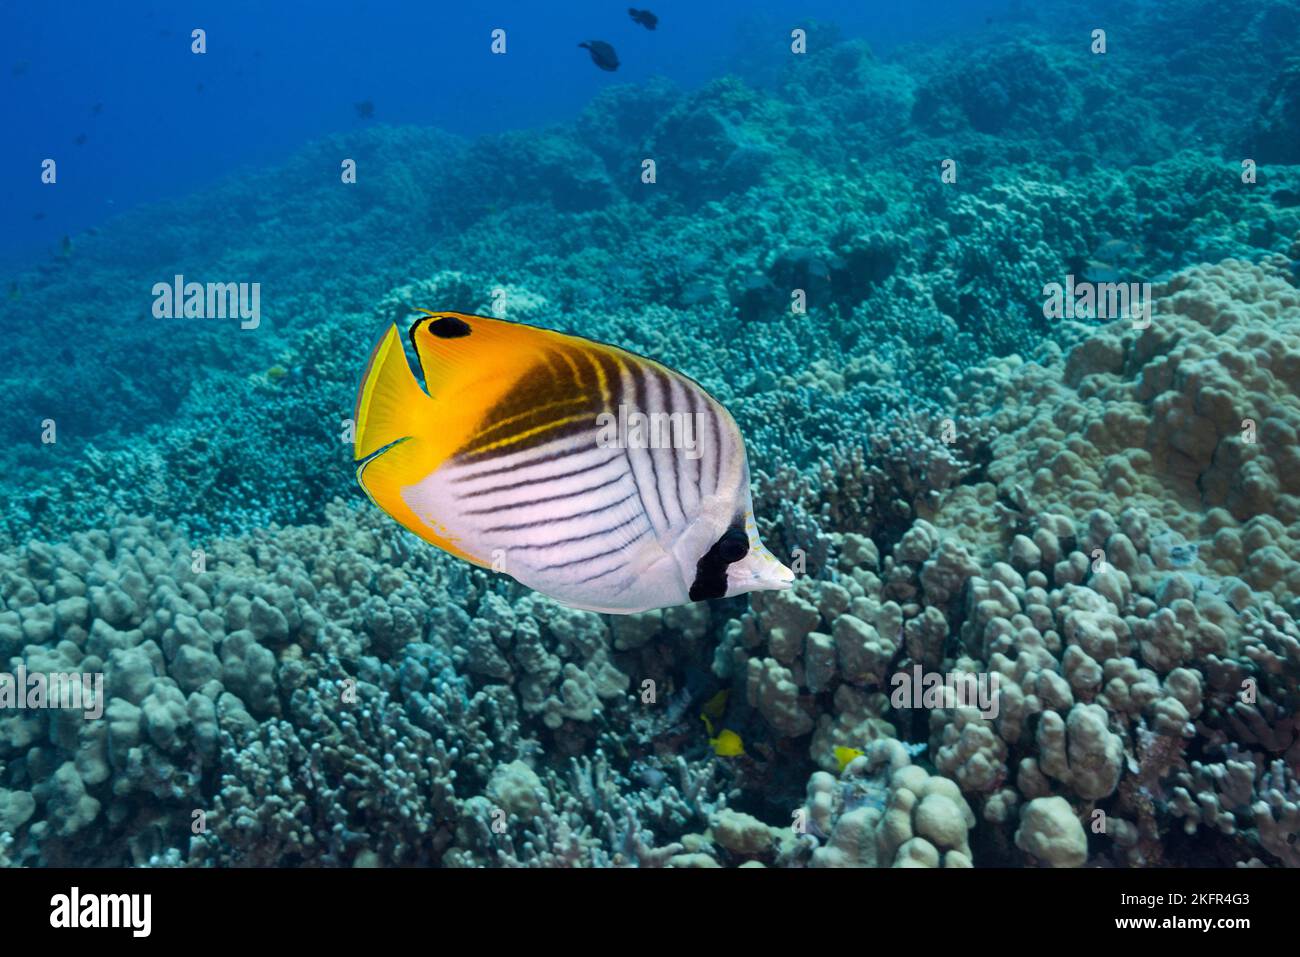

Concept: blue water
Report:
left=3, top=0, right=1012, bottom=265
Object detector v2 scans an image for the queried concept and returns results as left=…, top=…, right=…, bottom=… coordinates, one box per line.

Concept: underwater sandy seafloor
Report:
left=2, top=1, right=1299, bottom=868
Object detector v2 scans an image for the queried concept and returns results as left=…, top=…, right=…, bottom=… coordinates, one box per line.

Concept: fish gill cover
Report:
left=0, top=0, right=1298, bottom=882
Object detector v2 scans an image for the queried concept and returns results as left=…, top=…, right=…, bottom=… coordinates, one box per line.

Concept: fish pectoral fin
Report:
left=624, top=532, right=671, bottom=576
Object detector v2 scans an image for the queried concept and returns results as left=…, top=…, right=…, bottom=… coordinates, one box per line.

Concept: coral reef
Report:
left=2, top=0, right=1298, bottom=867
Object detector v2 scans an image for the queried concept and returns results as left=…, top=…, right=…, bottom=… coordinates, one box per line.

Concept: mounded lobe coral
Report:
left=640, top=77, right=782, bottom=205
left=971, top=258, right=1300, bottom=599
left=1015, top=795, right=1087, bottom=868
left=1252, top=57, right=1300, bottom=165
left=794, top=739, right=975, bottom=868
left=911, top=42, right=1075, bottom=137
left=460, top=130, right=616, bottom=213
left=0, top=499, right=738, bottom=867
left=918, top=255, right=1300, bottom=867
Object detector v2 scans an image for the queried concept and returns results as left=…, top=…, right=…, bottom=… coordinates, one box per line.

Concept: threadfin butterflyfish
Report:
left=709, top=729, right=745, bottom=757
left=353, top=311, right=794, bottom=615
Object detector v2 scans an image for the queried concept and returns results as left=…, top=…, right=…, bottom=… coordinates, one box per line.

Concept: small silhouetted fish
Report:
left=74, top=133, right=87, bottom=145
left=195, top=82, right=204, bottom=93
left=355, top=100, right=375, bottom=119
left=12, top=60, right=28, bottom=77
left=579, top=40, right=619, bottom=71
left=629, top=7, right=658, bottom=30
left=32, top=211, right=45, bottom=221
left=91, top=102, right=103, bottom=115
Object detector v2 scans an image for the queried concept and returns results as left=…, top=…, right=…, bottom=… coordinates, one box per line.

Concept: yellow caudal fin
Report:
left=352, top=324, right=486, bottom=566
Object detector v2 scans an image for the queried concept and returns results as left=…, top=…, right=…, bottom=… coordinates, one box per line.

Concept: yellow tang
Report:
left=709, top=729, right=745, bottom=758
left=353, top=311, right=794, bottom=614
left=834, top=746, right=865, bottom=773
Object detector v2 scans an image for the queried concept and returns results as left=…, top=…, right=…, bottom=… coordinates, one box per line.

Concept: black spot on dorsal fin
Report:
left=429, top=316, right=471, bottom=338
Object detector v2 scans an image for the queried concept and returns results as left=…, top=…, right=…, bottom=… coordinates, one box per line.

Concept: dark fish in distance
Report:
left=74, top=133, right=87, bottom=145
left=629, top=7, right=658, bottom=30
left=195, top=82, right=204, bottom=93
left=579, top=40, right=619, bottom=71
left=91, top=102, right=103, bottom=115
left=32, top=212, right=45, bottom=221
left=355, top=100, right=375, bottom=119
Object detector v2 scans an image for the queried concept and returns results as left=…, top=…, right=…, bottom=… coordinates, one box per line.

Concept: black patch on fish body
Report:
left=689, top=524, right=748, bottom=601
left=579, top=41, right=619, bottom=71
